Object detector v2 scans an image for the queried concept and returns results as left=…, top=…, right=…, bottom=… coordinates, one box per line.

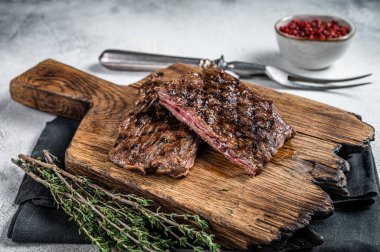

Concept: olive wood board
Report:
left=10, top=59, right=375, bottom=250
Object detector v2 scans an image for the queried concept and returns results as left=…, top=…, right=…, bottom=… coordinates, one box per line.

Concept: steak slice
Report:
left=108, top=73, right=200, bottom=178
left=158, top=68, right=295, bottom=175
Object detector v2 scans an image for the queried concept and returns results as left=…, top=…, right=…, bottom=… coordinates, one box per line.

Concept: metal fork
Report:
left=99, top=50, right=372, bottom=90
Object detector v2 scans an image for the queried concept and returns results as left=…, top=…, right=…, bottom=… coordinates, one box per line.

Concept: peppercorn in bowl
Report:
left=275, top=15, right=355, bottom=70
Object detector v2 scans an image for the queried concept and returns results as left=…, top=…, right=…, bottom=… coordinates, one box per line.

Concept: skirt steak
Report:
left=158, top=68, right=295, bottom=175
left=108, top=73, right=200, bottom=178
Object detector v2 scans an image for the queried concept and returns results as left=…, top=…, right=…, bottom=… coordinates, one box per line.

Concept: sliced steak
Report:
left=108, top=73, right=200, bottom=178
left=158, top=68, right=295, bottom=175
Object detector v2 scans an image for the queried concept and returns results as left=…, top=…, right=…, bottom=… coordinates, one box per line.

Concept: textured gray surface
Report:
left=0, top=0, right=379, bottom=251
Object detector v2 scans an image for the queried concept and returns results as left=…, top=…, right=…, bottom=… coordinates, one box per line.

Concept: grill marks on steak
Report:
left=110, top=68, right=295, bottom=177
left=158, top=68, right=295, bottom=175
left=108, top=73, right=200, bottom=178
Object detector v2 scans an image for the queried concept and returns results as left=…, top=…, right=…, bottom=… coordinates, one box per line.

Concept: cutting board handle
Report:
left=10, top=59, right=114, bottom=120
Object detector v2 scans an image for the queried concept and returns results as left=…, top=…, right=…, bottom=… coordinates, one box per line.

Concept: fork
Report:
left=99, top=50, right=372, bottom=90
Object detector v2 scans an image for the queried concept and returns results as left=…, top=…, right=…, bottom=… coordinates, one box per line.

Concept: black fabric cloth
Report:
left=308, top=148, right=380, bottom=251
left=7, top=117, right=88, bottom=243
left=331, top=150, right=378, bottom=211
left=7, top=117, right=380, bottom=251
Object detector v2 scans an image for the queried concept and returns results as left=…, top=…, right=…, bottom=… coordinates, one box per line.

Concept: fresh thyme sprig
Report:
left=12, top=150, right=221, bottom=252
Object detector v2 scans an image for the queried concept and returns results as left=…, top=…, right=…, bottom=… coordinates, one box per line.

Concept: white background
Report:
left=0, top=0, right=379, bottom=251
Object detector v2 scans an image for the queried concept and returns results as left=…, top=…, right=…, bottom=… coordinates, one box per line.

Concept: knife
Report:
left=98, top=50, right=266, bottom=78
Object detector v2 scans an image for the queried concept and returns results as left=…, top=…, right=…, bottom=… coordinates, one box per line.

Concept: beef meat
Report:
left=108, top=73, right=200, bottom=178
left=158, top=68, right=295, bottom=175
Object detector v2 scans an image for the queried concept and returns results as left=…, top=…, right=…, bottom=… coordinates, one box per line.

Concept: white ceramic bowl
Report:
left=275, top=15, right=355, bottom=70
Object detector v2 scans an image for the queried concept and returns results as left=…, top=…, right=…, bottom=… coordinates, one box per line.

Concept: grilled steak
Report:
left=158, top=68, right=295, bottom=175
left=108, top=73, right=200, bottom=178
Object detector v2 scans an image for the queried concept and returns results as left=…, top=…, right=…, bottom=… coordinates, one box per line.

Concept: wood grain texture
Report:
left=10, top=59, right=375, bottom=250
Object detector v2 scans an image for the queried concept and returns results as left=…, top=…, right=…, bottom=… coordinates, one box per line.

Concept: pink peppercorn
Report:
left=279, top=19, right=350, bottom=40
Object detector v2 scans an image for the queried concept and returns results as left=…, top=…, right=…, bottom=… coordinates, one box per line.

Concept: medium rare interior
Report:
left=160, top=93, right=256, bottom=175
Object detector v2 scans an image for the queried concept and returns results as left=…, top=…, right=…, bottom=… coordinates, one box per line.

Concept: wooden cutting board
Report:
left=10, top=59, right=374, bottom=250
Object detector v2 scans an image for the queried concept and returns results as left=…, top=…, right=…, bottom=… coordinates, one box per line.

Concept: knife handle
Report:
left=99, top=50, right=202, bottom=71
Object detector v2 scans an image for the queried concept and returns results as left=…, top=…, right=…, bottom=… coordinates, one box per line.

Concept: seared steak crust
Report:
left=108, top=73, right=200, bottom=178
left=158, top=68, right=295, bottom=175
